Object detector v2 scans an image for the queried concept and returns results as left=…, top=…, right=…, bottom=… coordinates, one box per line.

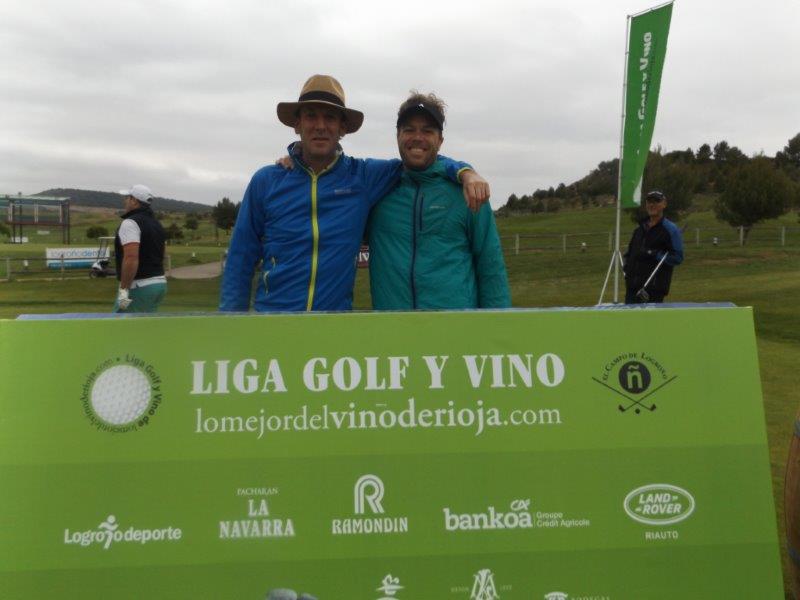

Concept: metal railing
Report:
left=0, top=255, right=175, bottom=282
left=500, top=226, right=800, bottom=256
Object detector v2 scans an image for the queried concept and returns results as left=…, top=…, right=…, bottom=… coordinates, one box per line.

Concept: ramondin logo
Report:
left=624, top=484, right=695, bottom=525
left=545, top=593, right=568, bottom=600
left=355, top=474, right=384, bottom=515
left=63, top=514, right=182, bottom=550
left=81, top=355, right=162, bottom=432
left=592, top=352, right=676, bottom=414
left=331, top=474, right=408, bottom=536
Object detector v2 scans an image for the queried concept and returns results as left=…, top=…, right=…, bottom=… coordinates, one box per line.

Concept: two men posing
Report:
left=220, top=75, right=510, bottom=313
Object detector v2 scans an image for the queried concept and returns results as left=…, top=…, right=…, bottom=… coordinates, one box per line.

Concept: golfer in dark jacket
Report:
left=114, top=184, right=167, bottom=312
left=623, top=190, right=683, bottom=304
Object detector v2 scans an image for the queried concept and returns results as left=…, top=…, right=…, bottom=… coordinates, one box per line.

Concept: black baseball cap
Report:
left=645, top=190, right=667, bottom=202
left=396, top=101, right=445, bottom=131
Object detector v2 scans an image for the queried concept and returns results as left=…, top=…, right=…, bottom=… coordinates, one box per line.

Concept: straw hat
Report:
left=277, top=74, right=364, bottom=133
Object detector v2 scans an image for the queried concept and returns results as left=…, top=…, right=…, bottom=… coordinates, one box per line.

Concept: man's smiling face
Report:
left=397, top=113, right=443, bottom=170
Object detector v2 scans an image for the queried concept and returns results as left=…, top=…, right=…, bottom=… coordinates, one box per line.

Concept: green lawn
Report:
left=2, top=206, right=799, bottom=594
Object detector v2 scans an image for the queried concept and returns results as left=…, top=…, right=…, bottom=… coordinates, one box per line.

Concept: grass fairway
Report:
left=1, top=217, right=799, bottom=594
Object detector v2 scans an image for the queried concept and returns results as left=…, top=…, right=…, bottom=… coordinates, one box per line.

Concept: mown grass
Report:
left=2, top=205, right=799, bottom=594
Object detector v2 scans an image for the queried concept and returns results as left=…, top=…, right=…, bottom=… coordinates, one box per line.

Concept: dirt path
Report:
left=169, top=261, right=222, bottom=279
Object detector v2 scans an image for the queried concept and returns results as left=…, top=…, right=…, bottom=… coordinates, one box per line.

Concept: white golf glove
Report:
left=117, top=287, right=132, bottom=310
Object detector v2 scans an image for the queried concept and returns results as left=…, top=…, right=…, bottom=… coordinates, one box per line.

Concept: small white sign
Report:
left=46, top=246, right=108, bottom=269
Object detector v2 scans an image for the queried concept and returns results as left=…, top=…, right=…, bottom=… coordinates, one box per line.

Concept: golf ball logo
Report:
left=82, top=355, right=163, bottom=432
left=91, top=365, right=151, bottom=425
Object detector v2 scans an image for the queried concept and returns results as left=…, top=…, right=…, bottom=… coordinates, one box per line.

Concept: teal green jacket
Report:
left=366, top=160, right=511, bottom=310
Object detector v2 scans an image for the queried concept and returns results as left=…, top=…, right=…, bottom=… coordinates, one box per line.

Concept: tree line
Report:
left=82, top=210, right=224, bottom=243
left=500, top=133, right=800, bottom=241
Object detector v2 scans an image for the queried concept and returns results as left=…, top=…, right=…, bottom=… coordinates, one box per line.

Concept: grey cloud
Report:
left=1, top=0, right=798, bottom=208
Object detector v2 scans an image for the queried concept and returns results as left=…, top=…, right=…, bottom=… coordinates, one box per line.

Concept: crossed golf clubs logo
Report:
left=592, top=360, right=677, bottom=414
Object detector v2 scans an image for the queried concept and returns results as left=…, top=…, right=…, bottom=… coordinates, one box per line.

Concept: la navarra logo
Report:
left=592, top=352, right=676, bottom=414
left=81, top=354, right=163, bottom=432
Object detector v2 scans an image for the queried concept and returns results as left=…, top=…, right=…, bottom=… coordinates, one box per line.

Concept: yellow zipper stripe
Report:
left=302, top=153, right=340, bottom=312
left=306, top=174, right=319, bottom=311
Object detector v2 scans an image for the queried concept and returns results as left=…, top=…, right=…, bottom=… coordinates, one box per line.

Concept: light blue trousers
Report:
left=113, top=283, right=167, bottom=313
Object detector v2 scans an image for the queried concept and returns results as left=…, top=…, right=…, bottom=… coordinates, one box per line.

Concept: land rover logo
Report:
left=624, top=484, right=695, bottom=525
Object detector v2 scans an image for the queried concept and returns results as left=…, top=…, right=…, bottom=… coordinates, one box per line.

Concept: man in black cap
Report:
left=365, top=91, right=510, bottom=310
left=114, top=184, right=167, bottom=312
left=623, top=190, right=684, bottom=304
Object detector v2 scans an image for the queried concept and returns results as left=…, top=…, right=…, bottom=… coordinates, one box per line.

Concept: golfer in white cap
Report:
left=114, top=185, right=167, bottom=312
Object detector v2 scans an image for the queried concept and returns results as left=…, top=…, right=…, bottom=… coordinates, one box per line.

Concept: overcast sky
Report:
left=1, top=0, right=798, bottom=208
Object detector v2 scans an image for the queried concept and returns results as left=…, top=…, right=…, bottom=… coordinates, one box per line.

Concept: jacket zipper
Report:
left=410, top=182, right=422, bottom=309
left=299, top=156, right=339, bottom=311
left=307, top=172, right=321, bottom=311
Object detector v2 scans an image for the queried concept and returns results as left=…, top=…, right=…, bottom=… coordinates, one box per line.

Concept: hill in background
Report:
left=500, top=133, right=800, bottom=225
left=35, top=188, right=210, bottom=214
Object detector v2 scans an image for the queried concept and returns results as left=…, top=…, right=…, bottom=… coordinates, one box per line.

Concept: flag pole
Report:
left=613, top=13, right=632, bottom=304
left=599, top=12, right=631, bottom=305
left=600, top=1, right=673, bottom=305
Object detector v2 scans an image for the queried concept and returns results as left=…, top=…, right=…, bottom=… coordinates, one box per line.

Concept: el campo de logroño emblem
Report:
left=592, top=351, right=676, bottom=414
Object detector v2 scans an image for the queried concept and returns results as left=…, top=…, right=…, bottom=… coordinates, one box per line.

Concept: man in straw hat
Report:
left=220, top=74, right=489, bottom=312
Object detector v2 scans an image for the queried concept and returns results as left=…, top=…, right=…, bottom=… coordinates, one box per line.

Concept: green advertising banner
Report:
left=0, top=307, right=783, bottom=598
left=619, top=2, right=673, bottom=208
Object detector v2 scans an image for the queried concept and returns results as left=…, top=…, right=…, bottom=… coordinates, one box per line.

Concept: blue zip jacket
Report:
left=220, top=145, right=470, bottom=312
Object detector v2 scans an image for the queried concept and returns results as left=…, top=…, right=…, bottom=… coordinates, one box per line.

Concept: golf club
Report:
left=618, top=399, right=657, bottom=413
left=636, top=252, right=669, bottom=302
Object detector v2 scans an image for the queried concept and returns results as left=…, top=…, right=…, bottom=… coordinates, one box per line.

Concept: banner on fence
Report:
left=45, top=246, right=107, bottom=269
left=0, top=307, right=782, bottom=598
left=619, top=2, right=673, bottom=208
